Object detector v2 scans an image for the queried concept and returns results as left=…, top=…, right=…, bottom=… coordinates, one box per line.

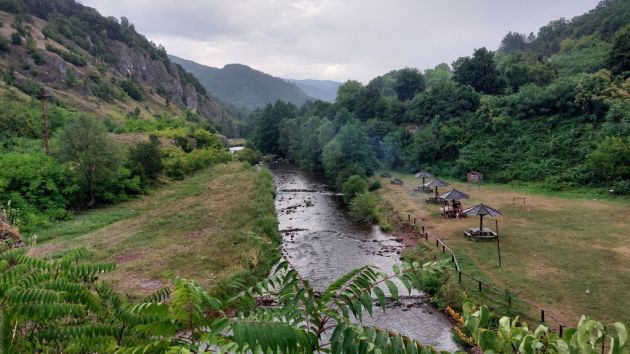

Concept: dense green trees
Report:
left=341, top=175, right=368, bottom=204
left=321, top=122, right=378, bottom=187
left=251, top=101, right=297, bottom=155
left=608, top=25, right=630, bottom=78
left=250, top=0, right=630, bottom=195
left=452, top=47, right=505, bottom=94
left=58, top=116, right=121, bottom=207
left=393, top=67, right=425, bottom=101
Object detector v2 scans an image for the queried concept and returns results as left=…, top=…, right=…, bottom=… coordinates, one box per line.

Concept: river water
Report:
left=270, top=162, right=458, bottom=351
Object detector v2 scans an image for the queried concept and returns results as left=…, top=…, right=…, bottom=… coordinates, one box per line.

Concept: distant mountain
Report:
left=286, top=79, right=341, bottom=102
left=170, top=56, right=313, bottom=110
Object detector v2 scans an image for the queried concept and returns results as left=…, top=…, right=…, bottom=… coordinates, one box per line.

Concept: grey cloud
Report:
left=81, top=0, right=600, bottom=82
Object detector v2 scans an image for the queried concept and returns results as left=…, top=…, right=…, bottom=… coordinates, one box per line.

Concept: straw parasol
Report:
left=414, top=170, right=434, bottom=185
left=462, top=203, right=503, bottom=234
left=439, top=188, right=470, bottom=207
left=424, top=178, right=449, bottom=197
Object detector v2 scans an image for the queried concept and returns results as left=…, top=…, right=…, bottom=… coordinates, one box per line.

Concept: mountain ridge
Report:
left=170, top=55, right=324, bottom=110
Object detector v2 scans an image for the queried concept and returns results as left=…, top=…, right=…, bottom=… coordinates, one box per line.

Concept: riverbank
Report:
left=375, top=171, right=630, bottom=325
left=29, top=162, right=280, bottom=299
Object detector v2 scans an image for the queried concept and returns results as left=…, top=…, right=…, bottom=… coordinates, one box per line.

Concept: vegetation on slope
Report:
left=250, top=0, right=630, bottom=196
left=0, top=88, right=230, bottom=234
left=171, top=55, right=314, bottom=111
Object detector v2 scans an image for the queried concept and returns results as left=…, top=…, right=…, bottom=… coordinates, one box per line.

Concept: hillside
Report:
left=170, top=55, right=314, bottom=110
left=286, top=78, right=341, bottom=102
left=0, top=1, right=243, bottom=136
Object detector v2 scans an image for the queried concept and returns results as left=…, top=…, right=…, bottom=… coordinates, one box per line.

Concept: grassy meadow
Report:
left=29, top=162, right=279, bottom=299
left=377, top=172, right=630, bottom=325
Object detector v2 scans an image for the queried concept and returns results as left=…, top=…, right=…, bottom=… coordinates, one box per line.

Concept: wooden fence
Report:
left=402, top=215, right=566, bottom=335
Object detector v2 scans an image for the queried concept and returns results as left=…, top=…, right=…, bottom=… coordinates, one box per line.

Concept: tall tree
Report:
left=394, top=68, right=426, bottom=101
left=608, top=25, right=630, bottom=78
left=321, top=122, right=378, bottom=187
left=57, top=116, right=120, bottom=207
left=452, top=47, right=505, bottom=94
left=253, top=101, right=297, bottom=155
left=499, top=31, right=529, bottom=53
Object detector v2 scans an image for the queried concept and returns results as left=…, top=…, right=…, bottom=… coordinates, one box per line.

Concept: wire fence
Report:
left=401, top=215, right=566, bottom=336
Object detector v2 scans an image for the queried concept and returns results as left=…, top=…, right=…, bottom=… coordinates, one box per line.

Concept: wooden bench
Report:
left=464, top=228, right=498, bottom=241
left=381, top=172, right=392, bottom=178
left=425, top=197, right=445, bottom=204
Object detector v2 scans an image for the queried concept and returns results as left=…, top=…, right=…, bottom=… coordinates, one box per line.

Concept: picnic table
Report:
left=464, top=227, right=497, bottom=241
left=381, top=172, right=392, bottom=178
left=425, top=197, right=445, bottom=204
left=390, top=178, right=404, bottom=185
left=414, top=185, right=432, bottom=193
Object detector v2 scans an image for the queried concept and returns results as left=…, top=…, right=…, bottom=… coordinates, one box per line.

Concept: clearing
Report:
left=377, top=172, right=630, bottom=325
left=29, top=162, right=277, bottom=299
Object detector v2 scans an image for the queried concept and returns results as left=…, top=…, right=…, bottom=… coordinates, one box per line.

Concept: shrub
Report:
left=369, top=179, right=382, bottom=191
left=349, top=192, right=379, bottom=223
left=120, top=79, right=145, bottom=101
left=341, top=175, right=368, bottom=204
left=127, top=135, right=164, bottom=182
left=235, top=148, right=261, bottom=165
left=45, top=44, right=86, bottom=66
left=10, top=31, right=20, bottom=45
left=0, top=34, right=9, bottom=52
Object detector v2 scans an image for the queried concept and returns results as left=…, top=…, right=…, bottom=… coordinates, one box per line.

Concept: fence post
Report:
left=436, top=239, right=438, bottom=247
left=541, top=309, right=545, bottom=323
left=442, top=245, right=445, bottom=253
left=451, top=254, right=455, bottom=263
left=478, top=281, right=482, bottom=292
left=559, top=325, right=563, bottom=337
left=458, top=271, right=462, bottom=284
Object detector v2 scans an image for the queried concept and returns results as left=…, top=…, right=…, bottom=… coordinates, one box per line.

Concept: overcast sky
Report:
left=80, top=0, right=600, bottom=83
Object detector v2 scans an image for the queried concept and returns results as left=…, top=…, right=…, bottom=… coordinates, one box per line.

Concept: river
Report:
left=270, top=162, right=458, bottom=351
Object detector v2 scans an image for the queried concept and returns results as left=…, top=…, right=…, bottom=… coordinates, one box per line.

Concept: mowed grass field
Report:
left=377, top=172, right=630, bottom=325
left=29, top=162, right=278, bottom=299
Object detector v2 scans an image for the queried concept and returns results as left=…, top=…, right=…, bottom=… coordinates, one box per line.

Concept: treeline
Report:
left=0, top=94, right=231, bottom=233
left=251, top=1, right=630, bottom=195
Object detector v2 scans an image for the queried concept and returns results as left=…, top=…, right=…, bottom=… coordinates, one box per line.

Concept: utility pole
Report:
left=37, top=88, right=52, bottom=155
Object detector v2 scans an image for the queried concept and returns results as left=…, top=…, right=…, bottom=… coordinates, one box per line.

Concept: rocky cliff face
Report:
left=0, top=10, right=231, bottom=130
left=108, top=40, right=224, bottom=122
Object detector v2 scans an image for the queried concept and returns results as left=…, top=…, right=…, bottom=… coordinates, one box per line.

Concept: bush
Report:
left=349, top=192, right=379, bottom=223
left=235, top=148, right=261, bottom=165
left=369, top=180, right=382, bottom=191
left=0, top=152, right=75, bottom=233
left=127, top=135, right=164, bottom=182
left=341, top=175, right=368, bottom=204
left=120, top=79, right=145, bottom=101
left=10, top=31, right=20, bottom=45
left=163, top=147, right=232, bottom=179
left=46, top=44, right=87, bottom=66
left=0, top=34, right=9, bottom=52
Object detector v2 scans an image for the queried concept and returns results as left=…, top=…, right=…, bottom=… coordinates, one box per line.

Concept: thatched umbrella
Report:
left=424, top=178, right=449, bottom=198
left=462, top=203, right=503, bottom=234
left=414, top=170, right=434, bottom=185
left=439, top=188, right=470, bottom=207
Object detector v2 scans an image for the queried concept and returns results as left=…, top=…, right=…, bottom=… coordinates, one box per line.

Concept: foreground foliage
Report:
left=456, top=302, right=629, bottom=354
left=2, top=239, right=629, bottom=353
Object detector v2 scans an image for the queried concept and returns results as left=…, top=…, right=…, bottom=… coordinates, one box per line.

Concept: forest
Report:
left=250, top=0, right=630, bottom=196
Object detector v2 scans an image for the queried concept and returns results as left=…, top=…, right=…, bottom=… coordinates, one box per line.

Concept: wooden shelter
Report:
left=462, top=203, right=503, bottom=239
left=414, top=170, right=434, bottom=185
left=424, top=178, right=449, bottom=197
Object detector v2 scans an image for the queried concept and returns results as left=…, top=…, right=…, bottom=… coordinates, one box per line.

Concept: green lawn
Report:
left=377, top=171, right=630, bottom=325
left=30, top=162, right=278, bottom=299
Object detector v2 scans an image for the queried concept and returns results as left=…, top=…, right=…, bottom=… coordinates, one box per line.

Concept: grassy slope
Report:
left=29, top=162, right=278, bottom=299
left=377, top=171, right=630, bottom=325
